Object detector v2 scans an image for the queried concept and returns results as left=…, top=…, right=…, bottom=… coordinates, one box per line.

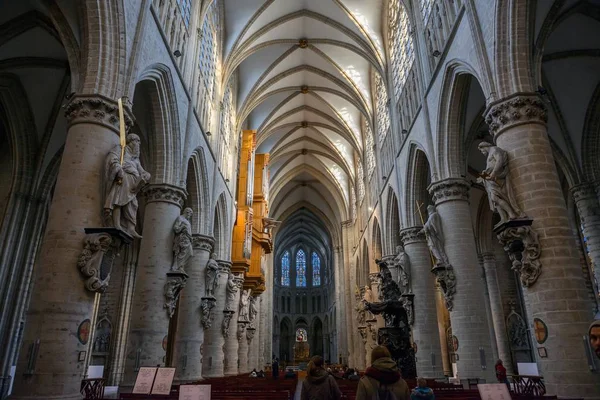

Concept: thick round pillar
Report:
left=237, top=323, right=250, bottom=374
left=201, top=260, right=230, bottom=378
left=10, top=96, right=128, bottom=399
left=248, top=295, right=261, bottom=370
left=481, top=253, right=513, bottom=374
left=429, top=178, right=495, bottom=383
left=172, top=234, right=214, bottom=383
left=572, top=182, right=600, bottom=297
left=123, top=184, right=186, bottom=385
left=223, top=274, right=244, bottom=376
left=486, top=94, right=600, bottom=398
left=400, top=227, right=444, bottom=379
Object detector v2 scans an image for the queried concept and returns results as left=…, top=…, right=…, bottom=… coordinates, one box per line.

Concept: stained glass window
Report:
left=388, top=0, right=415, bottom=101
left=296, top=249, right=306, bottom=287
left=364, top=120, right=376, bottom=178
left=281, top=251, right=290, bottom=286
left=375, top=73, right=391, bottom=144
left=312, top=252, right=321, bottom=286
left=176, top=0, right=192, bottom=27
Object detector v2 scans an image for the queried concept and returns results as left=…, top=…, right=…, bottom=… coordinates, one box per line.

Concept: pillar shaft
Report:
left=486, top=93, right=600, bottom=398
left=173, top=234, right=214, bottom=382
left=237, top=323, right=250, bottom=374
left=429, top=178, right=494, bottom=382
left=481, top=253, right=513, bottom=374
left=201, top=260, right=230, bottom=377
left=123, top=184, right=186, bottom=385
left=223, top=273, right=244, bottom=376
left=10, top=96, right=128, bottom=399
left=434, top=285, right=452, bottom=376
left=248, top=296, right=261, bottom=370
left=400, top=227, right=444, bottom=379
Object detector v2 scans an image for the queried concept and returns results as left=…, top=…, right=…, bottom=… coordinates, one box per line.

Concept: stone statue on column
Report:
left=420, top=205, right=449, bottom=267
left=225, top=273, right=243, bottom=312
left=477, top=141, right=525, bottom=225
left=393, top=245, right=410, bottom=292
left=249, top=295, right=258, bottom=326
left=171, top=208, right=193, bottom=272
left=205, top=253, right=219, bottom=297
left=103, top=133, right=150, bottom=238
left=239, top=289, right=251, bottom=322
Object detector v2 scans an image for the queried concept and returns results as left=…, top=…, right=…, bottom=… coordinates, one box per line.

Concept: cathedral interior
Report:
left=0, top=0, right=600, bottom=399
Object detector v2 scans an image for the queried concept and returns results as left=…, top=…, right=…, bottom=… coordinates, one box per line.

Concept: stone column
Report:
left=248, top=295, right=261, bottom=370
left=400, top=227, right=444, bottom=379
left=10, top=96, right=131, bottom=399
left=485, top=94, right=600, bottom=398
left=571, top=182, right=600, bottom=295
left=258, top=296, right=267, bottom=368
left=481, top=253, right=513, bottom=374
left=237, top=322, right=250, bottom=374
left=201, top=260, right=230, bottom=378
left=172, top=234, right=214, bottom=383
left=429, top=178, right=495, bottom=383
left=223, top=273, right=244, bottom=376
left=479, top=256, right=499, bottom=364
left=123, top=184, right=187, bottom=385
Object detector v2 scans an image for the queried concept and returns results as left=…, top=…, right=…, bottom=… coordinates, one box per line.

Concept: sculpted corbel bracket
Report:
left=246, top=326, right=256, bottom=345
left=237, top=322, right=247, bottom=342
left=200, top=296, right=217, bottom=329
left=164, top=270, right=189, bottom=318
left=431, top=264, right=456, bottom=311
left=494, top=219, right=542, bottom=287
left=222, top=310, right=235, bottom=338
left=77, top=228, right=133, bottom=293
left=358, top=326, right=367, bottom=344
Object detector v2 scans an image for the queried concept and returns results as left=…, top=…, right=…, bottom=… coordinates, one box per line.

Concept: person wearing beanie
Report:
left=356, top=346, right=410, bottom=400
left=589, top=320, right=600, bottom=359
left=301, top=355, right=342, bottom=400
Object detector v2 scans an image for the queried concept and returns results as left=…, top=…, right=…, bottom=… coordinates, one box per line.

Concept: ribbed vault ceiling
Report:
left=224, top=0, right=384, bottom=240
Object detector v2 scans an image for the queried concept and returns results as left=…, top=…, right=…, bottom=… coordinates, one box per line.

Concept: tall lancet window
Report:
left=388, top=0, right=415, bottom=101
left=296, top=249, right=307, bottom=287
left=312, top=252, right=321, bottom=286
left=281, top=251, right=290, bottom=286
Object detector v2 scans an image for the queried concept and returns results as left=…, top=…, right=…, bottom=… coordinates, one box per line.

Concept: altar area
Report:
left=293, top=328, right=310, bottom=363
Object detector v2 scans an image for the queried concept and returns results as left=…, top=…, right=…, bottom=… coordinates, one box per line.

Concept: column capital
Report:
left=481, top=252, right=496, bottom=263
left=571, top=182, right=599, bottom=204
left=484, top=92, right=547, bottom=139
left=64, top=94, right=135, bottom=134
left=143, top=184, right=187, bottom=207
left=192, top=234, right=215, bottom=251
left=217, top=260, right=232, bottom=274
left=400, top=226, right=425, bottom=245
left=428, top=178, right=470, bottom=205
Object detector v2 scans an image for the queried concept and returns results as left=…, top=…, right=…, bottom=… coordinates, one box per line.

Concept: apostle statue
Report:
left=363, top=285, right=375, bottom=321
left=394, top=245, right=410, bottom=291
left=477, top=141, right=525, bottom=224
left=205, top=253, right=219, bottom=297
left=103, top=133, right=150, bottom=238
left=249, top=295, right=259, bottom=323
left=225, top=273, right=242, bottom=311
left=171, top=208, right=193, bottom=272
left=239, top=289, right=251, bottom=322
left=420, top=205, right=449, bottom=267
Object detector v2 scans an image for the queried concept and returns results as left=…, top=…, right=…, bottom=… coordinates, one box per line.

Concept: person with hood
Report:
left=356, top=346, right=410, bottom=400
left=590, top=320, right=600, bottom=359
left=301, top=356, right=342, bottom=400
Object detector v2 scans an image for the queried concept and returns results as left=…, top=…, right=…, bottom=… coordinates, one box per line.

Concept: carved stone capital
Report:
left=64, top=94, right=135, bottom=134
left=237, top=322, right=247, bottom=342
left=495, top=220, right=542, bottom=287
left=164, top=271, right=188, bottom=318
left=481, top=252, right=496, bottom=264
left=217, top=260, right=232, bottom=274
left=77, top=228, right=132, bottom=293
left=222, top=310, right=235, bottom=338
left=571, top=182, right=600, bottom=222
left=246, top=326, right=256, bottom=344
left=143, top=184, right=187, bottom=207
left=400, top=227, right=426, bottom=245
left=428, top=178, right=470, bottom=205
left=192, top=234, right=215, bottom=251
left=200, top=296, right=217, bottom=329
left=485, top=93, right=548, bottom=138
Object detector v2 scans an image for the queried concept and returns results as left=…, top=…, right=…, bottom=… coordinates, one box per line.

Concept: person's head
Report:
left=371, top=345, right=391, bottom=363
left=127, top=133, right=141, bottom=156
left=308, top=356, right=324, bottom=375
left=589, top=320, right=600, bottom=359
left=478, top=141, right=492, bottom=155
left=495, top=359, right=503, bottom=366
left=417, top=377, right=427, bottom=388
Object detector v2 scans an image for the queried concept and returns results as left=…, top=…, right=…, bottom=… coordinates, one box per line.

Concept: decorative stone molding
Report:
left=164, top=271, right=188, bottom=318
left=400, top=227, right=426, bottom=245
left=246, top=326, right=256, bottom=344
left=571, top=182, right=600, bottom=222
left=428, top=178, right=470, bottom=205
left=237, top=322, right=247, bottom=342
left=494, top=219, right=542, bottom=287
left=200, top=297, right=217, bottom=329
left=484, top=93, right=548, bottom=138
left=431, top=265, right=457, bottom=311
left=358, top=326, right=367, bottom=344
left=64, top=94, right=135, bottom=133
left=401, top=293, right=415, bottom=326
left=481, top=252, right=496, bottom=264
left=192, top=234, right=215, bottom=252
left=143, top=184, right=187, bottom=207
left=222, top=310, right=235, bottom=338
left=367, top=323, right=377, bottom=342
left=77, top=228, right=133, bottom=293
left=298, top=38, right=308, bottom=48
left=217, top=260, right=232, bottom=274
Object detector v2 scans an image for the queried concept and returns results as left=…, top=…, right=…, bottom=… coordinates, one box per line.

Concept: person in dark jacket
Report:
left=272, top=357, right=279, bottom=379
left=590, top=320, right=600, bottom=359
left=301, top=356, right=342, bottom=400
left=356, top=346, right=410, bottom=400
